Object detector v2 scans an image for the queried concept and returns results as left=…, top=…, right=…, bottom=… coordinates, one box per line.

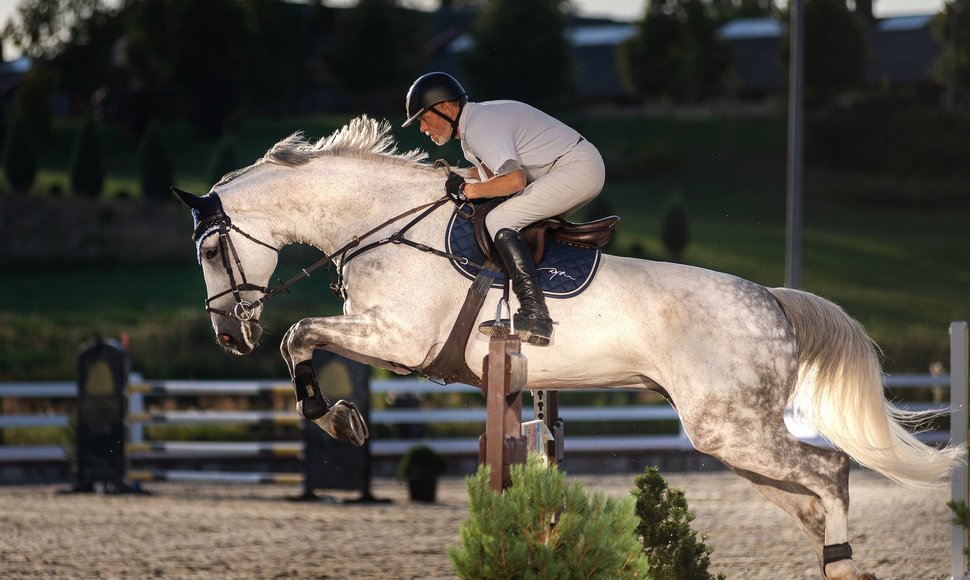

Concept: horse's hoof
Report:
left=313, top=400, right=369, bottom=446
left=824, top=559, right=876, bottom=580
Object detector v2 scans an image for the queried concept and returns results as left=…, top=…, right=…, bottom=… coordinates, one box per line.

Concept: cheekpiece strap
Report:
left=823, top=542, right=853, bottom=566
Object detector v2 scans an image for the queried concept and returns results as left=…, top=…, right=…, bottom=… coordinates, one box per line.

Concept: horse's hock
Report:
left=478, top=335, right=563, bottom=492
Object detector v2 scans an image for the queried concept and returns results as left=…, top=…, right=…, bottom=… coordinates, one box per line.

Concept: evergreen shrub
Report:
left=629, top=241, right=651, bottom=260
left=70, top=118, right=106, bottom=198
left=661, top=196, right=689, bottom=260
left=950, top=499, right=970, bottom=558
left=3, top=113, right=38, bottom=194
left=137, top=123, right=175, bottom=200
left=13, top=72, right=52, bottom=145
left=449, top=456, right=651, bottom=579
left=396, top=444, right=447, bottom=481
left=633, top=467, right=723, bottom=580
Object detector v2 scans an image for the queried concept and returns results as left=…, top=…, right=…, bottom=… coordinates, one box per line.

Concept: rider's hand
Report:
left=445, top=171, right=467, bottom=203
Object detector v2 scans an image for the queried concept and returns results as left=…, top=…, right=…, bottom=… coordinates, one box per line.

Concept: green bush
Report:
left=633, top=467, right=722, bottom=580
left=137, top=122, right=175, bottom=200
left=949, top=499, right=970, bottom=558
left=70, top=118, right=106, bottom=198
left=449, top=456, right=651, bottom=579
left=396, top=444, right=447, bottom=481
left=661, top=196, right=689, bottom=260
left=629, top=241, right=652, bottom=260
left=206, top=135, right=241, bottom=188
left=3, top=113, right=38, bottom=194
left=12, top=71, right=52, bottom=145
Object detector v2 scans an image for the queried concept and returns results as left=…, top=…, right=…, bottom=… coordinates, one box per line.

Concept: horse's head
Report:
left=174, top=187, right=279, bottom=355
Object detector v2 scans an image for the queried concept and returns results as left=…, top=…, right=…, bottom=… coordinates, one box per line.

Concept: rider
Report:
left=402, top=72, right=606, bottom=346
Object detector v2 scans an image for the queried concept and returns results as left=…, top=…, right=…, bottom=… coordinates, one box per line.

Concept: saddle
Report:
left=423, top=198, right=620, bottom=385
left=471, top=199, right=620, bottom=265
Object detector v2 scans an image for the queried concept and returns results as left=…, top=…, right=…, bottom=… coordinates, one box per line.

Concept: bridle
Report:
left=192, top=201, right=280, bottom=322
left=193, top=192, right=465, bottom=322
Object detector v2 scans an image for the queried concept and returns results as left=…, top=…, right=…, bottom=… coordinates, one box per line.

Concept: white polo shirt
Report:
left=457, top=101, right=582, bottom=182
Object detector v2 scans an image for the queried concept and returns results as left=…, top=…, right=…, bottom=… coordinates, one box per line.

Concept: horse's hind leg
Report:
left=686, top=410, right=870, bottom=579
left=727, top=455, right=862, bottom=579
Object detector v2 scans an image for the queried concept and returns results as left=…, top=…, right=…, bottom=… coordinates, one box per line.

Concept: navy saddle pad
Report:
left=444, top=207, right=602, bottom=299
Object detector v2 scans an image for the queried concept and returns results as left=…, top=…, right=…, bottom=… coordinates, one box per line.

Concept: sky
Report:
left=0, top=0, right=948, bottom=60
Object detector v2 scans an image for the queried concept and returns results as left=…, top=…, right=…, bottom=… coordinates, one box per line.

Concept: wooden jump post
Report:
left=478, top=334, right=563, bottom=492
left=479, top=334, right=527, bottom=491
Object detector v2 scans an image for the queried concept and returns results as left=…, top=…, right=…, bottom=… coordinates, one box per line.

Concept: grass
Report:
left=1, top=113, right=967, bottom=381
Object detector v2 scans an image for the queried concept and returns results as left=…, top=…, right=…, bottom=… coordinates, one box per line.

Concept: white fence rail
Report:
left=0, top=373, right=956, bottom=462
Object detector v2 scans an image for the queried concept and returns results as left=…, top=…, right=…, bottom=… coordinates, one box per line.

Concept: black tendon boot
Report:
left=493, top=228, right=554, bottom=346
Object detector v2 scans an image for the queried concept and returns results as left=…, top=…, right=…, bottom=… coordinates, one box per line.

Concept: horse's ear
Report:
left=172, top=187, right=205, bottom=210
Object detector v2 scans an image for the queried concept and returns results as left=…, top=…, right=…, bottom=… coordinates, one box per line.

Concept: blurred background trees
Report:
left=458, top=0, right=574, bottom=110
left=1, top=0, right=966, bottom=138
left=0, top=0, right=966, bottom=378
left=618, top=0, right=731, bottom=102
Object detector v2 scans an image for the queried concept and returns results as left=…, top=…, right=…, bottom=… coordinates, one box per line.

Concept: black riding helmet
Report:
left=402, top=72, right=468, bottom=135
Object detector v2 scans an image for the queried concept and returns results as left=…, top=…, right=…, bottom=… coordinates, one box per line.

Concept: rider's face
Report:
left=418, top=103, right=457, bottom=146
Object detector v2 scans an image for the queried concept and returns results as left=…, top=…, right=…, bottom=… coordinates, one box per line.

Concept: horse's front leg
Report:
left=280, top=311, right=423, bottom=446
left=278, top=322, right=367, bottom=446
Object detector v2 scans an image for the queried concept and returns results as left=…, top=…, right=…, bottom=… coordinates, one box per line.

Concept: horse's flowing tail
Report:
left=770, top=287, right=964, bottom=488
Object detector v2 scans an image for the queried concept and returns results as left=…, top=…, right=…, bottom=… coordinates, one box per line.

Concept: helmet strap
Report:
left=428, top=102, right=464, bottom=140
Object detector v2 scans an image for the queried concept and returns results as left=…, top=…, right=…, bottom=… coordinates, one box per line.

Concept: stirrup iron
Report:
left=478, top=296, right=511, bottom=337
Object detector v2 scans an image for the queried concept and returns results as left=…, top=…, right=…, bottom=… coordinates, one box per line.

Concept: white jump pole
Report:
left=951, top=321, right=969, bottom=580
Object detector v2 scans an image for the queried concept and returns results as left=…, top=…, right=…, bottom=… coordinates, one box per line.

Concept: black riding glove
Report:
left=445, top=171, right=467, bottom=203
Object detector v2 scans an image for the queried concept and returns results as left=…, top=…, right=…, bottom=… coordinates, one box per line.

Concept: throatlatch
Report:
left=293, top=361, right=331, bottom=420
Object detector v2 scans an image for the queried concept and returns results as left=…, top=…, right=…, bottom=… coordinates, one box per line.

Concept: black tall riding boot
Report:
left=493, top=228, right=554, bottom=346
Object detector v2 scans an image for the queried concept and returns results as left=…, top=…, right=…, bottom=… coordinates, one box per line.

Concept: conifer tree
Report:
left=137, top=122, right=174, bottom=200
left=449, top=456, right=651, bottom=578
left=460, top=0, right=574, bottom=110
left=633, top=467, right=722, bottom=580
left=12, top=72, right=53, bottom=145
left=3, top=113, right=38, bottom=194
left=661, top=196, right=690, bottom=260
left=69, top=118, right=105, bottom=198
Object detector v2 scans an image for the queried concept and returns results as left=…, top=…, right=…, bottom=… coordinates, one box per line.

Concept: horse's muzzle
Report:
left=216, top=319, right=262, bottom=355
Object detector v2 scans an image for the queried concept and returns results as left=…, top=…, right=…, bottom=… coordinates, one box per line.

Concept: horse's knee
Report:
left=280, top=325, right=295, bottom=358
left=284, top=319, right=318, bottom=359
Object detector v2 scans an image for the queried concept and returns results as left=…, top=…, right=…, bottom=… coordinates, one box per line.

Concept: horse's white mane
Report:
left=215, top=115, right=431, bottom=187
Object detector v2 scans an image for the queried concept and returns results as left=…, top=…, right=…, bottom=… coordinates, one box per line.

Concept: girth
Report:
left=471, top=199, right=620, bottom=265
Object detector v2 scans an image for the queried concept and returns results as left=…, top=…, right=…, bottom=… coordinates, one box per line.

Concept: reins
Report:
left=202, top=194, right=481, bottom=321
left=284, top=196, right=454, bottom=301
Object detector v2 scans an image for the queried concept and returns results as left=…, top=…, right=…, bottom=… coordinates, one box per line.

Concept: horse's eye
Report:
left=203, top=247, right=218, bottom=260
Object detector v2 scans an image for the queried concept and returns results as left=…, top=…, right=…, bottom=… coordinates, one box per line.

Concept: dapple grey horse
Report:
left=175, top=116, right=961, bottom=579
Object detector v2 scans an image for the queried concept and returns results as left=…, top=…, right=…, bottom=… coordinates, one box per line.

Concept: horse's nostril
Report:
left=219, top=333, right=235, bottom=345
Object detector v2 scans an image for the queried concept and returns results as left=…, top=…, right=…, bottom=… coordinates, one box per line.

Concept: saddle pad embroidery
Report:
left=444, top=209, right=601, bottom=299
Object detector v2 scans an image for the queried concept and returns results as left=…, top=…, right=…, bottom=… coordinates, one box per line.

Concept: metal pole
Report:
left=946, top=2, right=957, bottom=110
left=785, top=0, right=805, bottom=289
left=951, top=321, right=969, bottom=579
